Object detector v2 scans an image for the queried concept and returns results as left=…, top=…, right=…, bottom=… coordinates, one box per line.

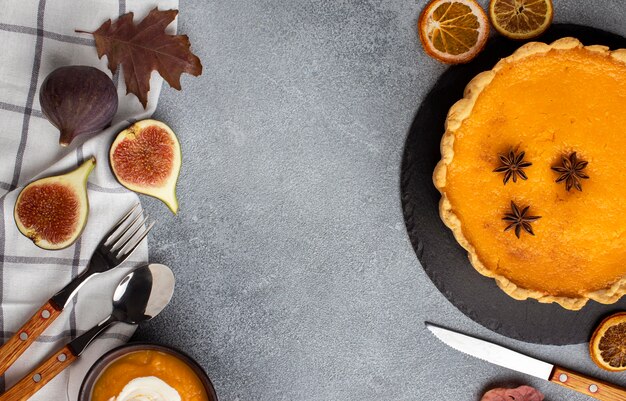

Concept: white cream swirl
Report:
left=107, top=376, right=181, bottom=401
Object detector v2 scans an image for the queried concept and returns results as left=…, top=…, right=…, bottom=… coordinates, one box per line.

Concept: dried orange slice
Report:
left=589, top=312, right=626, bottom=371
left=418, top=0, right=490, bottom=64
left=489, top=0, right=553, bottom=40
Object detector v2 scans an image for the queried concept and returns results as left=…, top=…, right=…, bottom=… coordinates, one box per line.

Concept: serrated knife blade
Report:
left=426, top=322, right=553, bottom=379
left=426, top=323, right=626, bottom=401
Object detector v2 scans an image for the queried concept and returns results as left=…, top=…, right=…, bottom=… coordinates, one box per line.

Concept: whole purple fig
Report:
left=39, top=66, right=118, bottom=146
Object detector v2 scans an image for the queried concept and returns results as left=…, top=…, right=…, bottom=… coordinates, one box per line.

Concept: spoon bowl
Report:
left=70, top=264, right=175, bottom=356
left=112, top=264, right=175, bottom=323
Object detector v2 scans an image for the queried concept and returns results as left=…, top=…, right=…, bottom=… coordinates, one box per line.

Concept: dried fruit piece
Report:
left=418, top=0, right=490, bottom=64
left=481, top=385, right=544, bottom=401
left=590, top=312, right=626, bottom=371
left=14, top=158, right=95, bottom=250
left=110, top=120, right=181, bottom=214
left=489, top=0, right=553, bottom=40
left=39, top=66, right=118, bottom=146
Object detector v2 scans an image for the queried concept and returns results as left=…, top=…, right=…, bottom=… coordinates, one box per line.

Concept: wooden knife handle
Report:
left=550, top=366, right=626, bottom=401
left=0, top=345, right=76, bottom=401
left=0, top=301, right=62, bottom=377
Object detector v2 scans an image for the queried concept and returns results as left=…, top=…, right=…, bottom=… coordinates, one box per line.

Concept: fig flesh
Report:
left=40, top=66, right=118, bottom=146
left=14, top=158, right=95, bottom=250
left=110, top=119, right=181, bottom=214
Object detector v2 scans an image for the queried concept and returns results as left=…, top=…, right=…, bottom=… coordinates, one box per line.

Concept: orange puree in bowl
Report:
left=91, top=350, right=209, bottom=401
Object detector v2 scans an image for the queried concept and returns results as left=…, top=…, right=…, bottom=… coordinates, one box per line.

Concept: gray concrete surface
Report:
left=134, top=1, right=626, bottom=399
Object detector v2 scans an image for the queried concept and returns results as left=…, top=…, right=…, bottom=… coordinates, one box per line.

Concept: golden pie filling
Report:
left=434, top=38, right=626, bottom=310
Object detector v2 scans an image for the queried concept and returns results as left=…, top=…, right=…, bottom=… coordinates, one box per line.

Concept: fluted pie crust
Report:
left=433, top=37, right=626, bottom=310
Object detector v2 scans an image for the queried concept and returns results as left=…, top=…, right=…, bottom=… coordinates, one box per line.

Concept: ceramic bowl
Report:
left=78, top=342, right=218, bottom=401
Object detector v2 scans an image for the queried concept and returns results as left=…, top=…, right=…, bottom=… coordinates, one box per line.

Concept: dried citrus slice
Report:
left=418, top=0, right=490, bottom=64
left=589, top=312, right=626, bottom=371
left=489, top=0, right=553, bottom=40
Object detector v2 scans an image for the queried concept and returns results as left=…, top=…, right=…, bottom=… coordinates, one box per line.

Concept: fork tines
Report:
left=104, top=203, right=156, bottom=260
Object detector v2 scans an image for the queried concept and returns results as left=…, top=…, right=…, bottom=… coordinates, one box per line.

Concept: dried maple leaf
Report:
left=77, top=8, right=202, bottom=108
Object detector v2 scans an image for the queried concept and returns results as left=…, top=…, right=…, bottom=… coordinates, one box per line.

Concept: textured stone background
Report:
left=134, top=1, right=626, bottom=399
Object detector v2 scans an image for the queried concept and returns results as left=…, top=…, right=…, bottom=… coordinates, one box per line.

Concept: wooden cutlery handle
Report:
left=0, top=345, right=76, bottom=401
left=550, top=366, right=626, bottom=401
left=0, top=301, right=61, bottom=377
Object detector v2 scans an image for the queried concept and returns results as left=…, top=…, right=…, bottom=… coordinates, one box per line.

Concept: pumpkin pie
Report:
left=433, top=37, right=626, bottom=310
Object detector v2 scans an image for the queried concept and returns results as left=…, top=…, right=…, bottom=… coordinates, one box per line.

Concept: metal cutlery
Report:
left=426, top=322, right=626, bottom=401
left=0, top=204, right=155, bottom=377
left=0, top=263, right=175, bottom=401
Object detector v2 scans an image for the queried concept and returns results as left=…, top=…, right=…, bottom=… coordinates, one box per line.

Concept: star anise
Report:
left=551, top=152, right=589, bottom=192
left=503, top=201, right=541, bottom=239
left=493, top=149, right=532, bottom=185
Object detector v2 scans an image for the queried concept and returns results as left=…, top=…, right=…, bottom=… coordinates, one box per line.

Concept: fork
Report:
left=0, top=204, right=155, bottom=377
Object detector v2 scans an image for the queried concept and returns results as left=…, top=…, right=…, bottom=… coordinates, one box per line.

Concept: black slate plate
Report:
left=401, top=24, right=626, bottom=345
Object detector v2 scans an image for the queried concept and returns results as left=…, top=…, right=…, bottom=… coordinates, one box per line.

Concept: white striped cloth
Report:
left=0, top=0, right=177, bottom=399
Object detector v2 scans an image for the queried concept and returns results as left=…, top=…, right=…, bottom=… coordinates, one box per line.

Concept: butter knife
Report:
left=426, top=323, right=626, bottom=401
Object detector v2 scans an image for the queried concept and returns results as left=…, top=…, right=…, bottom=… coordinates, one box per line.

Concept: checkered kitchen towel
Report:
left=0, top=0, right=177, bottom=399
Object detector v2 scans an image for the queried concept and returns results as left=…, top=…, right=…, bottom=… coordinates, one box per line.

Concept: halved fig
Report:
left=14, top=158, right=95, bottom=250
left=110, top=119, right=181, bottom=214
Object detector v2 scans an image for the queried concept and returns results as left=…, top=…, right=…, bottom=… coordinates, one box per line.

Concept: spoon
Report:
left=0, top=264, right=175, bottom=401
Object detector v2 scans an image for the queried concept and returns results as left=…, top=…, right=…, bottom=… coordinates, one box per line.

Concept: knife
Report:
left=426, top=322, right=626, bottom=401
